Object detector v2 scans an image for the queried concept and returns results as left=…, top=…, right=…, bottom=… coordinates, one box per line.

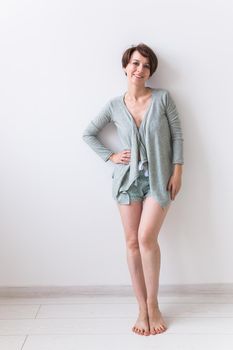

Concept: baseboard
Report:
left=0, top=283, right=233, bottom=298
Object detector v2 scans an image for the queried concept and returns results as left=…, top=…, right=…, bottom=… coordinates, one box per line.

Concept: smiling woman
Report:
left=82, top=42, right=184, bottom=337
left=122, top=43, right=158, bottom=78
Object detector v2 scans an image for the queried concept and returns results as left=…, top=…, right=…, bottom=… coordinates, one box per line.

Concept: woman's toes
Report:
left=150, top=328, right=156, bottom=335
left=156, top=326, right=167, bottom=334
left=160, top=325, right=167, bottom=332
left=134, top=327, right=148, bottom=336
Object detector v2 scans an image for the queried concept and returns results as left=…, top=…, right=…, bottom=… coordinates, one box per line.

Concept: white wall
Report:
left=0, top=0, right=232, bottom=287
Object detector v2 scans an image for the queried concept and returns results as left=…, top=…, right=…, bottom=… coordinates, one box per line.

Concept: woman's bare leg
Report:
left=138, top=196, right=171, bottom=335
left=117, top=200, right=150, bottom=336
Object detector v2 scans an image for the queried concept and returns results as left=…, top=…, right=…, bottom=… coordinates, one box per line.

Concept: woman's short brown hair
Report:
left=122, top=43, right=158, bottom=77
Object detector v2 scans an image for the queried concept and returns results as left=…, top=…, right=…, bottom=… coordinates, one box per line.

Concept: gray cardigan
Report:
left=82, top=88, right=184, bottom=208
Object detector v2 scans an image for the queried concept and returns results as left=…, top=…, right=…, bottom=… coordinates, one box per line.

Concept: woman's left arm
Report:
left=164, top=90, right=184, bottom=200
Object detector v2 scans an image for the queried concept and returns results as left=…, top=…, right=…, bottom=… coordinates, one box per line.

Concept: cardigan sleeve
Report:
left=164, top=90, right=184, bottom=164
left=82, top=101, right=114, bottom=162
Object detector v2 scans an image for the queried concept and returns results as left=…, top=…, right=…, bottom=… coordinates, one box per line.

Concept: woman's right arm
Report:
left=82, top=101, right=114, bottom=162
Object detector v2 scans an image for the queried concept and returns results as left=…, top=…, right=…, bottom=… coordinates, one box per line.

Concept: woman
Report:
left=82, top=43, right=184, bottom=336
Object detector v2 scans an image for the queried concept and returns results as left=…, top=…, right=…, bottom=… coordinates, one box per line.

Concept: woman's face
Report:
left=124, top=50, right=151, bottom=85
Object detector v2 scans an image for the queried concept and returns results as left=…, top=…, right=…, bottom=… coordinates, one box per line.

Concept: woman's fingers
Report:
left=167, top=179, right=172, bottom=191
left=121, top=150, right=131, bottom=163
left=167, top=180, right=175, bottom=200
left=171, top=188, right=176, bottom=200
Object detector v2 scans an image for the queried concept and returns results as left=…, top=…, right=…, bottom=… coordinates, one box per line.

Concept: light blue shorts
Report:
left=116, top=168, right=152, bottom=205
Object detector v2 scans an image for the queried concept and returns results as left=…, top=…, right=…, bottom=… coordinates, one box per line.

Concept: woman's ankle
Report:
left=146, top=298, right=159, bottom=308
left=138, top=303, right=148, bottom=315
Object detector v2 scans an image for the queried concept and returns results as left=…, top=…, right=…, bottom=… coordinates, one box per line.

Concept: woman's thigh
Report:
left=138, top=196, right=171, bottom=242
left=116, top=201, right=143, bottom=243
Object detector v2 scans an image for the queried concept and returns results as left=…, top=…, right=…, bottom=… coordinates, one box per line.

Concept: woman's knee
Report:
left=138, top=231, right=159, bottom=251
left=125, top=234, right=140, bottom=251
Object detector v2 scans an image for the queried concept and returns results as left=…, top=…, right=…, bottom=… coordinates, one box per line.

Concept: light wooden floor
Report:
left=0, top=293, right=233, bottom=349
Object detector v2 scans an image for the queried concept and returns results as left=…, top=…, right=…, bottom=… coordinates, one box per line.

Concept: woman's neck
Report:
left=126, top=86, right=151, bottom=102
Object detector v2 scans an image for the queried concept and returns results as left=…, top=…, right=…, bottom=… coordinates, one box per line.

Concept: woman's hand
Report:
left=109, top=150, right=131, bottom=164
left=167, top=170, right=182, bottom=201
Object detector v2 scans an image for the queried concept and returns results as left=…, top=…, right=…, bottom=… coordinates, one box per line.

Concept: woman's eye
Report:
left=132, top=62, right=150, bottom=69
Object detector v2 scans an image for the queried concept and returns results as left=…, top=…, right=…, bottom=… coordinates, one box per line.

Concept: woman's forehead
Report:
left=130, top=51, right=150, bottom=63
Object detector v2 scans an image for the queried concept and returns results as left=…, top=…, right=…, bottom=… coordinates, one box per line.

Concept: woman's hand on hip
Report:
left=109, top=150, right=131, bottom=164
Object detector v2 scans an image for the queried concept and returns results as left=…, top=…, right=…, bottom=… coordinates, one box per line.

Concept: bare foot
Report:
left=132, top=311, right=150, bottom=336
left=148, top=304, right=167, bottom=335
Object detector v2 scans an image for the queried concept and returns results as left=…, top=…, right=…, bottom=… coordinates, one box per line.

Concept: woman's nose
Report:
left=137, top=65, right=144, bottom=73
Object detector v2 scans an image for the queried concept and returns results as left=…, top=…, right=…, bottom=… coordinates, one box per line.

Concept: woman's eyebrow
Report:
left=132, top=59, right=150, bottom=65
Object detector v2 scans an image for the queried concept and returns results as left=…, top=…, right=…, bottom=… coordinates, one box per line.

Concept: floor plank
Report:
left=22, top=334, right=233, bottom=350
